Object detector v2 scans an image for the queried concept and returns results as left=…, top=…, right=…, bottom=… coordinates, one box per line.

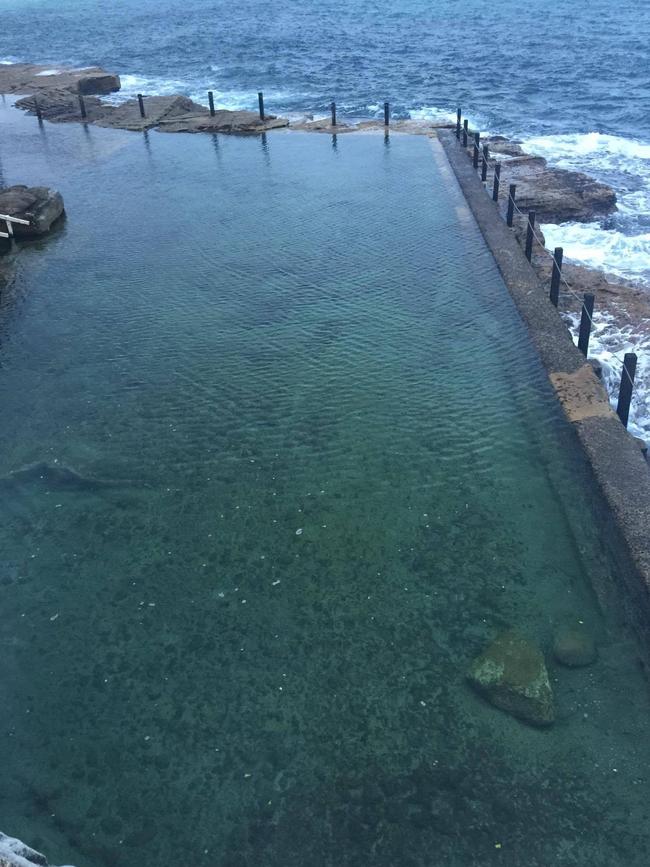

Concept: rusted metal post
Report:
left=525, top=211, right=536, bottom=261
left=616, top=353, right=638, bottom=428
left=456, top=108, right=461, bottom=139
left=481, top=144, right=489, bottom=182
left=78, top=94, right=87, bottom=119
left=492, top=162, right=501, bottom=202
left=137, top=93, right=146, bottom=118
left=473, top=132, right=480, bottom=169
left=577, top=293, right=595, bottom=356
left=258, top=92, right=265, bottom=121
left=550, top=247, right=564, bottom=307
left=462, top=118, right=468, bottom=147
left=331, top=101, right=336, bottom=126
left=506, top=184, right=517, bottom=227
left=208, top=91, right=215, bottom=116
left=384, top=102, right=390, bottom=126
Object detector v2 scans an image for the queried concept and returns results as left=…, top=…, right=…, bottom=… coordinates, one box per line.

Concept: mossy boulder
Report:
left=552, top=625, right=597, bottom=668
left=468, top=630, right=554, bottom=727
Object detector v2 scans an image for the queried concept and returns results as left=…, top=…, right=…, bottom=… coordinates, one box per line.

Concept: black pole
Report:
left=481, top=144, right=489, bottom=182
left=258, top=92, right=265, bottom=121
left=550, top=246, right=564, bottom=307
left=456, top=108, right=461, bottom=139
left=577, top=293, right=595, bottom=357
left=473, top=132, right=480, bottom=169
left=492, top=162, right=501, bottom=202
left=462, top=119, right=468, bottom=147
left=208, top=91, right=215, bottom=116
left=34, top=99, right=43, bottom=122
left=506, top=184, right=517, bottom=227
left=331, top=101, right=337, bottom=126
left=525, top=211, right=536, bottom=262
left=384, top=101, right=390, bottom=126
left=78, top=94, right=87, bottom=119
left=137, top=93, right=146, bottom=118
left=616, top=353, right=638, bottom=428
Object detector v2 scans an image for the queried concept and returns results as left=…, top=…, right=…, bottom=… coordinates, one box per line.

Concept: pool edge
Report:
left=437, top=129, right=650, bottom=664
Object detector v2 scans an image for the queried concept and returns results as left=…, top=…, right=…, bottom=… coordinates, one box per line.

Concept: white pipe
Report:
left=0, top=214, right=30, bottom=225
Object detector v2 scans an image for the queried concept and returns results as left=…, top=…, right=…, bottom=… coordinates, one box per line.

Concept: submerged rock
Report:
left=552, top=625, right=597, bottom=668
left=468, top=630, right=555, bottom=727
left=0, top=185, right=64, bottom=237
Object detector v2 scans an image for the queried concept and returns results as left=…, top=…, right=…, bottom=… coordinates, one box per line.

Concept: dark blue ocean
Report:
left=2, top=0, right=650, bottom=280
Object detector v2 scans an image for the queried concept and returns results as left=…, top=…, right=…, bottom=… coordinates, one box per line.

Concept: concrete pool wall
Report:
left=438, top=129, right=650, bottom=665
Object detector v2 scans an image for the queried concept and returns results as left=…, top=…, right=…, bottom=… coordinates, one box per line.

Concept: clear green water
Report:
left=0, top=103, right=649, bottom=867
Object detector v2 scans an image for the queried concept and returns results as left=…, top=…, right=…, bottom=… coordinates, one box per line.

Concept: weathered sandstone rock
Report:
left=482, top=137, right=617, bottom=223
left=0, top=186, right=64, bottom=237
left=468, top=630, right=555, bottom=726
left=14, top=89, right=289, bottom=135
left=0, top=63, right=120, bottom=96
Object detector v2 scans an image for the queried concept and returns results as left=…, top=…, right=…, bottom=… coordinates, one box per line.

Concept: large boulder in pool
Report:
left=0, top=185, right=64, bottom=237
left=468, top=630, right=555, bottom=727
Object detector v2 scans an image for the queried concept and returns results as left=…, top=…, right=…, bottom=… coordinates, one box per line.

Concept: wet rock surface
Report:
left=1, top=62, right=289, bottom=135
left=0, top=63, right=120, bottom=96
left=482, top=137, right=617, bottom=223
left=468, top=630, right=555, bottom=726
left=0, top=186, right=64, bottom=237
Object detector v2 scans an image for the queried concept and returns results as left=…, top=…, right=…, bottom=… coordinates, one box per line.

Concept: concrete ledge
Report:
left=438, top=129, right=650, bottom=659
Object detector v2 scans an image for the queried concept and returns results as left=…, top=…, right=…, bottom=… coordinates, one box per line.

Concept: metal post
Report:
left=331, top=101, right=336, bottom=126
left=616, top=353, right=638, bottom=428
left=34, top=99, right=43, bottom=122
left=78, top=94, right=87, bottom=119
left=208, top=91, right=215, bottom=116
left=577, top=293, right=595, bottom=356
left=492, top=163, right=501, bottom=202
left=258, top=92, right=265, bottom=121
left=456, top=108, right=461, bottom=139
left=463, top=119, right=468, bottom=147
left=525, top=211, right=536, bottom=262
left=506, top=184, right=517, bottom=227
left=384, top=102, right=390, bottom=126
left=550, top=246, right=563, bottom=307
left=137, top=93, right=146, bottom=118
left=473, top=132, right=480, bottom=169
left=481, top=145, right=489, bottom=182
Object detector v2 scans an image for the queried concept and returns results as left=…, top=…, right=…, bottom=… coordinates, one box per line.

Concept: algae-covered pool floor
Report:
left=0, top=105, right=649, bottom=867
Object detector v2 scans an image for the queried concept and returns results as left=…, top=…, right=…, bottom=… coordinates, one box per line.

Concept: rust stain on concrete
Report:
left=549, top=364, right=613, bottom=422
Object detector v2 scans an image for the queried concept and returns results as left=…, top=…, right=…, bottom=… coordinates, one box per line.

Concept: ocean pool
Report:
left=0, top=103, right=649, bottom=866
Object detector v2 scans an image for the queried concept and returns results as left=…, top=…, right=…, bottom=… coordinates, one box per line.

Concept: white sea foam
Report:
left=0, top=831, right=76, bottom=867
left=100, top=73, right=191, bottom=104
left=542, top=221, right=650, bottom=284
left=35, top=69, right=63, bottom=76
left=521, top=131, right=650, bottom=285
left=408, top=106, right=457, bottom=124
left=563, top=309, right=650, bottom=440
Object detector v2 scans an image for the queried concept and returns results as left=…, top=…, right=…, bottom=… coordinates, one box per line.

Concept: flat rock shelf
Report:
left=0, top=102, right=650, bottom=867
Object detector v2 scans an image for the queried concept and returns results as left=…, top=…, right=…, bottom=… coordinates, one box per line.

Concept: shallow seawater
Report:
left=0, top=105, right=649, bottom=867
